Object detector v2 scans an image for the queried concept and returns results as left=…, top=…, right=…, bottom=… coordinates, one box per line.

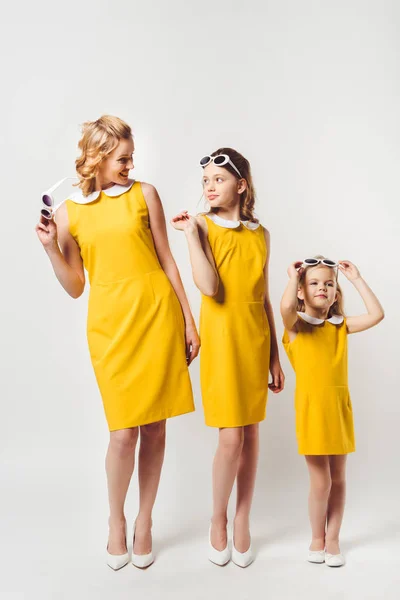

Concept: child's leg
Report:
left=325, top=455, right=347, bottom=555
left=211, top=427, right=244, bottom=550
left=305, top=455, right=331, bottom=550
left=234, top=423, right=259, bottom=552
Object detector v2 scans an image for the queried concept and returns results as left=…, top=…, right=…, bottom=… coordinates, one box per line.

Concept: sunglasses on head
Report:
left=199, top=154, right=242, bottom=178
left=40, top=177, right=77, bottom=219
left=302, top=258, right=338, bottom=268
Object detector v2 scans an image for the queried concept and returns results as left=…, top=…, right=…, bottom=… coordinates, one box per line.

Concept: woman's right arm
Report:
left=170, top=212, right=218, bottom=297
left=35, top=203, right=85, bottom=299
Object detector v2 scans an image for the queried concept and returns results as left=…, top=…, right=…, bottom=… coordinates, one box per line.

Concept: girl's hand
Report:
left=35, top=215, right=58, bottom=251
left=170, top=211, right=198, bottom=235
left=268, top=359, right=285, bottom=393
left=338, top=260, right=361, bottom=281
left=185, top=322, right=200, bottom=366
left=287, top=261, right=304, bottom=280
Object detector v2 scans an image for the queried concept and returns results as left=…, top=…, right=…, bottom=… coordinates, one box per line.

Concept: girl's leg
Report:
left=106, top=427, right=139, bottom=554
left=134, top=420, right=166, bottom=554
left=326, top=455, right=347, bottom=555
left=305, top=455, right=331, bottom=550
left=234, top=424, right=259, bottom=552
left=211, top=427, right=244, bottom=550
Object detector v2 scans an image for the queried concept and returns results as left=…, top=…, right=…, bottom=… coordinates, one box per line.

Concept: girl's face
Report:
left=298, top=266, right=337, bottom=311
left=202, top=163, right=246, bottom=210
left=98, top=138, right=135, bottom=187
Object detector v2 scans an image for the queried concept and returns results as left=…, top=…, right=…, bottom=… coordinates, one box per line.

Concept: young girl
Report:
left=171, top=148, right=285, bottom=567
left=36, top=115, right=198, bottom=570
left=281, top=257, right=384, bottom=567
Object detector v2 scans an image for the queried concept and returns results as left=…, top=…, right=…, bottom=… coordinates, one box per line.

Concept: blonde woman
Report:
left=36, top=115, right=198, bottom=570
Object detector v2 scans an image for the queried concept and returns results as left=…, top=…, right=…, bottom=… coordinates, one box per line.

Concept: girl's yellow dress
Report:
left=283, top=312, right=355, bottom=455
left=199, top=213, right=270, bottom=428
left=66, top=180, right=194, bottom=431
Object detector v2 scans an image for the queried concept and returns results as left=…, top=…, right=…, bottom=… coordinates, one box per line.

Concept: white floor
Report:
left=1, top=464, right=399, bottom=600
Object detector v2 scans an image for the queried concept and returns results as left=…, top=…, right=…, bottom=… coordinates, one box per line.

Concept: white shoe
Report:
left=208, top=525, right=231, bottom=566
left=325, top=552, right=345, bottom=567
left=132, top=522, right=154, bottom=569
left=307, top=550, right=325, bottom=564
left=232, top=534, right=254, bottom=568
left=106, top=522, right=129, bottom=571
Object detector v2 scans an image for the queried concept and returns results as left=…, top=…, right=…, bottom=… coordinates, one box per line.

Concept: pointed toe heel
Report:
left=132, top=522, right=154, bottom=569
left=208, top=526, right=231, bottom=566
left=106, top=523, right=129, bottom=571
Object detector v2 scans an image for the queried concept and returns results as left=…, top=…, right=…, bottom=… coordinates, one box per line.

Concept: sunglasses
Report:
left=40, top=177, right=77, bottom=219
left=302, top=258, right=338, bottom=268
left=199, top=154, right=242, bottom=178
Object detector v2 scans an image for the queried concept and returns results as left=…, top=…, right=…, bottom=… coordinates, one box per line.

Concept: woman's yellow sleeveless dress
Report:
left=199, top=213, right=270, bottom=428
left=65, top=180, right=194, bottom=431
left=283, top=312, right=355, bottom=455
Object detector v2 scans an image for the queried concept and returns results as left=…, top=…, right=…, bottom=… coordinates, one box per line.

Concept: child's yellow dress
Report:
left=65, top=180, right=195, bottom=431
left=200, top=213, right=270, bottom=428
left=283, top=312, right=355, bottom=455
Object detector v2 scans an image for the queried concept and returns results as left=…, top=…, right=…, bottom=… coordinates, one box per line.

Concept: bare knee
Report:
left=311, top=475, right=332, bottom=499
left=140, top=420, right=166, bottom=445
left=243, top=424, right=259, bottom=443
left=110, top=427, right=139, bottom=457
left=218, top=428, right=244, bottom=461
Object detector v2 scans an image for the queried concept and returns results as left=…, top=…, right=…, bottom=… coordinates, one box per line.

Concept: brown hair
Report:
left=75, top=115, right=132, bottom=196
left=297, top=255, right=345, bottom=317
left=207, top=147, right=258, bottom=223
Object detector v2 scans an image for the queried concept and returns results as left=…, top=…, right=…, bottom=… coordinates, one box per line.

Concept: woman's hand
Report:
left=185, top=321, right=200, bottom=366
left=268, top=359, right=285, bottom=393
left=287, top=260, right=304, bottom=280
left=170, top=211, right=199, bottom=236
left=35, top=215, right=58, bottom=251
left=338, top=260, right=361, bottom=281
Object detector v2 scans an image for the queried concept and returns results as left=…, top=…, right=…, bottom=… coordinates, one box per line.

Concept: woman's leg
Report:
left=325, top=455, right=347, bottom=555
left=234, top=424, right=259, bottom=552
left=305, top=455, right=331, bottom=550
left=134, top=420, right=166, bottom=555
left=106, top=427, right=139, bottom=554
left=211, top=427, right=244, bottom=550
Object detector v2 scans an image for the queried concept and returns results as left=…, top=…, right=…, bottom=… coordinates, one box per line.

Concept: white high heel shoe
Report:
left=208, top=525, right=231, bottom=566
left=106, top=522, right=129, bottom=571
left=232, top=531, right=254, bottom=568
left=131, top=522, right=154, bottom=569
left=325, top=552, right=345, bottom=567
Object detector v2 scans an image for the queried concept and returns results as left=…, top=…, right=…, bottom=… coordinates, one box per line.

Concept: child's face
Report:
left=98, top=138, right=135, bottom=186
left=202, top=163, right=246, bottom=210
left=298, top=266, right=337, bottom=311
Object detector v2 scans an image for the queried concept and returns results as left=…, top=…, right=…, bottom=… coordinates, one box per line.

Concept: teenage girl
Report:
left=36, top=116, right=198, bottom=570
left=171, top=149, right=285, bottom=567
left=281, top=256, right=384, bottom=566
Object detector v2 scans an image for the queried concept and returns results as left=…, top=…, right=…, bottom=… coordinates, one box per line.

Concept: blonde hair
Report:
left=206, top=147, right=258, bottom=223
left=297, top=255, right=345, bottom=317
left=75, top=115, right=132, bottom=196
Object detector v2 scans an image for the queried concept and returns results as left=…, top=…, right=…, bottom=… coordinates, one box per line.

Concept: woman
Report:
left=36, top=115, right=198, bottom=570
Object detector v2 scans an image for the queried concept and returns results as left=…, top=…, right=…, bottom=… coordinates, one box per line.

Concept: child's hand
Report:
left=170, top=211, right=198, bottom=235
left=338, top=260, right=361, bottom=281
left=287, top=261, right=304, bottom=280
left=35, top=215, right=58, bottom=250
left=268, top=360, right=285, bottom=393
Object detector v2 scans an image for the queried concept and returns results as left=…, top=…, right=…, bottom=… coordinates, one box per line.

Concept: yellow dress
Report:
left=282, top=312, right=355, bottom=455
left=199, top=213, right=270, bottom=428
left=66, top=180, right=194, bottom=431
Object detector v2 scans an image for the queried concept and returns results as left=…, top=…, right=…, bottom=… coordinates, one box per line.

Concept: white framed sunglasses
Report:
left=199, top=154, right=242, bottom=178
left=302, top=258, right=338, bottom=268
left=40, top=177, right=78, bottom=219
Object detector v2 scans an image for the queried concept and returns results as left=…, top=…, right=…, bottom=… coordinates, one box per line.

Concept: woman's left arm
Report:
left=142, top=183, right=200, bottom=364
left=338, top=260, right=385, bottom=334
left=263, top=228, right=285, bottom=393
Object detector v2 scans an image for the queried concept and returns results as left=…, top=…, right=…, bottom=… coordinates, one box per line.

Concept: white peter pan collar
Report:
left=297, top=311, right=344, bottom=325
left=206, top=212, right=260, bottom=230
left=68, top=179, right=135, bottom=204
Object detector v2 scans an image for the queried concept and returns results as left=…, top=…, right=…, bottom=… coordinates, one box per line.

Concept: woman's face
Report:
left=298, top=266, right=338, bottom=311
left=98, top=138, right=135, bottom=187
left=201, top=163, right=246, bottom=210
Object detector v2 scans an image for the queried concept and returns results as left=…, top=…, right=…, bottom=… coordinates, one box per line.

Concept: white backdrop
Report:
left=1, top=1, right=399, bottom=599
